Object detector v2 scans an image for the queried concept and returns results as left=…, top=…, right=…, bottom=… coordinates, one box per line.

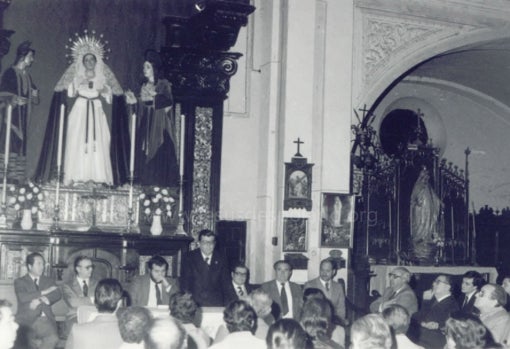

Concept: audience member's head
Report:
left=299, top=298, right=332, bottom=340
left=249, top=288, right=273, bottom=318
left=231, top=264, right=249, bottom=287
left=73, top=256, right=94, bottom=280
left=223, top=299, right=257, bottom=334
left=273, top=260, right=293, bottom=284
left=95, top=278, right=123, bottom=313
left=381, top=304, right=411, bottom=335
left=198, top=229, right=216, bottom=257
left=266, top=318, right=312, bottom=349
left=169, top=292, right=198, bottom=324
left=0, top=300, right=18, bottom=349
left=319, top=259, right=337, bottom=283
left=444, top=312, right=494, bottom=349
left=351, top=314, right=392, bottom=349
left=461, top=271, right=485, bottom=295
left=117, top=306, right=153, bottom=344
left=26, top=252, right=45, bottom=278
left=147, top=255, right=169, bottom=284
left=432, top=274, right=453, bottom=297
left=144, top=317, right=186, bottom=349
left=388, top=267, right=411, bottom=291
left=474, top=283, right=507, bottom=313
left=502, top=276, right=510, bottom=296
left=302, top=288, right=326, bottom=303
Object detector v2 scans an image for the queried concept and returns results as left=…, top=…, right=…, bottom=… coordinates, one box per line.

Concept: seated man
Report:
left=62, top=256, right=98, bottom=336
left=458, top=270, right=484, bottom=316
left=474, top=283, right=510, bottom=346
left=0, top=299, right=19, bottom=349
left=382, top=304, right=423, bottom=349
left=14, top=252, right=61, bottom=349
left=117, top=306, right=153, bottom=349
left=129, top=255, right=179, bottom=307
left=223, top=264, right=256, bottom=305
left=411, top=274, right=459, bottom=349
left=209, top=300, right=265, bottom=349
left=65, top=278, right=124, bottom=349
left=370, top=266, right=418, bottom=316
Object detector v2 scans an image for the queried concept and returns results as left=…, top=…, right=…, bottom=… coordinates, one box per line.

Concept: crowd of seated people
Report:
left=5, top=230, right=510, bottom=349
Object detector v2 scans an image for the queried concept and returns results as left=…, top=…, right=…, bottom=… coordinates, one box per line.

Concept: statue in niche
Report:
left=410, top=166, right=443, bottom=263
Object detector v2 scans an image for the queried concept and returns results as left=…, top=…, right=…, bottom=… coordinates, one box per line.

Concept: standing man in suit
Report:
left=370, top=266, right=418, bottom=316
left=411, top=274, right=459, bottom=349
left=304, top=258, right=346, bottom=322
left=224, top=264, right=256, bottom=305
left=459, top=270, right=485, bottom=316
left=62, top=256, right=99, bottom=336
left=181, top=229, right=230, bottom=306
left=260, top=260, right=303, bottom=320
left=65, top=278, right=124, bottom=349
left=129, top=255, right=179, bottom=307
left=14, top=252, right=61, bottom=349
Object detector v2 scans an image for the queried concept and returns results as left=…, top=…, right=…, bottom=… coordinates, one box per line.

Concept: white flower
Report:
left=33, top=187, right=39, bottom=194
left=27, top=193, right=33, bottom=200
left=19, top=188, right=26, bottom=194
left=152, top=198, right=158, bottom=203
left=31, top=207, right=38, bottom=214
left=37, top=193, right=43, bottom=200
left=161, top=189, right=168, bottom=195
left=144, top=208, right=151, bottom=215
left=154, top=187, right=160, bottom=192
left=14, top=203, right=20, bottom=210
left=155, top=208, right=162, bottom=215
left=18, top=196, right=25, bottom=202
left=28, top=182, right=34, bottom=188
left=169, top=197, right=175, bottom=202
left=9, top=186, right=15, bottom=192
left=144, top=199, right=150, bottom=206
left=38, top=201, right=44, bottom=208
left=167, top=211, right=172, bottom=217
left=163, top=197, right=169, bottom=202
left=139, top=193, right=146, bottom=199
left=8, top=197, right=16, bottom=205
left=156, top=193, right=162, bottom=199
left=166, top=204, right=171, bottom=211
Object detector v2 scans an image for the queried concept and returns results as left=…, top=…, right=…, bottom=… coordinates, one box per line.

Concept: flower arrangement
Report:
left=432, top=235, right=445, bottom=248
left=8, top=181, right=45, bottom=215
left=139, top=187, right=176, bottom=220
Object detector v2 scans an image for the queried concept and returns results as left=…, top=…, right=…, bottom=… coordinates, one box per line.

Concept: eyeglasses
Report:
left=200, top=241, right=216, bottom=246
left=234, top=271, right=248, bottom=276
left=389, top=273, right=402, bottom=279
left=80, top=265, right=94, bottom=270
left=434, top=279, right=449, bottom=285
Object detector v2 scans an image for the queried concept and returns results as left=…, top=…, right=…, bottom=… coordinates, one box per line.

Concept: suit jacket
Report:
left=224, top=281, right=257, bottom=306
left=370, top=284, right=418, bottom=315
left=458, top=291, right=479, bottom=316
left=181, top=249, right=230, bottom=306
left=304, top=277, right=346, bottom=319
left=65, top=313, right=123, bottom=349
left=411, top=294, right=459, bottom=349
left=128, top=273, right=179, bottom=306
left=260, top=280, right=303, bottom=320
left=62, top=277, right=99, bottom=321
left=14, top=273, right=62, bottom=326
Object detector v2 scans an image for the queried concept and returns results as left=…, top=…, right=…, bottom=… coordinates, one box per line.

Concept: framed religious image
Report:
left=284, top=157, right=314, bottom=211
left=320, top=193, right=354, bottom=248
left=283, top=218, right=307, bottom=252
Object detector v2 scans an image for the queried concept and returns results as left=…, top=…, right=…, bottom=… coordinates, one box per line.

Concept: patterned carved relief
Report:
left=190, top=107, right=213, bottom=240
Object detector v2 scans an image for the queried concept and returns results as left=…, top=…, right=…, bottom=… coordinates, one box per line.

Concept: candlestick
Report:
left=57, top=104, right=65, bottom=167
left=129, top=113, right=136, bottom=174
left=179, top=114, right=185, bottom=177
left=4, top=104, right=12, bottom=167
left=121, top=240, right=127, bottom=266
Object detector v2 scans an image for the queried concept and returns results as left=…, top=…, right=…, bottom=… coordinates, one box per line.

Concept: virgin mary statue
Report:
left=33, top=32, right=130, bottom=186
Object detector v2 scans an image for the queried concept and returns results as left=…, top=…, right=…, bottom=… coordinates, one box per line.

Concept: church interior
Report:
left=0, top=0, right=509, bottom=346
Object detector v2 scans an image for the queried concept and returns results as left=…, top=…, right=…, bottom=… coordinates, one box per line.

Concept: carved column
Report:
left=0, top=1, right=13, bottom=72
left=161, top=1, right=255, bottom=240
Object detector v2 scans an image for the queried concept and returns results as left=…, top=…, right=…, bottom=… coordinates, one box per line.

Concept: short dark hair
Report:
left=82, top=53, right=97, bottom=64
left=463, top=271, right=486, bottom=290
left=302, top=288, right=326, bottom=302
left=117, top=306, right=153, bottom=344
left=266, top=319, right=312, bottom=349
left=319, top=258, right=337, bottom=270
left=224, top=300, right=257, bottom=333
left=148, top=255, right=169, bottom=271
left=273, top=260, right=292, bottom=271
left=231, top=263, right=249, bottom=274
left=95, top=278, right=123, bottom=313
left=198, top=229, right=216, bottom=241
left=299, top=298, right=332, bottom=340
left=26, top=252, right=44, bottom=267
left=73, top=256, right=92, bottom=273
left=169, top=292, right=198, bottom=324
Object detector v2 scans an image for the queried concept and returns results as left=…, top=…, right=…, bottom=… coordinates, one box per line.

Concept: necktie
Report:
left=280, top=283, right=289, bottom=316
left=463, top=296, right=469, bottom=308
left=237, top=286, right=244, bottom=297
left=83, top=280, right=88, bottom=297
left=204, top=257, right=210, bottom=265
left=325, top=282, right=330, bottom=291
left=34, top=278, right=39, bottom=291
left=155, top=283, right=163, bottom=305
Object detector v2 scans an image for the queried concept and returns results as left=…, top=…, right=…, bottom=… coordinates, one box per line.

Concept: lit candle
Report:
left=179, top=114, right=185, bottom=176
left=129, top=113, right=136, bottom=174
left=4, top=104, right=12, bottom=167
left=121, top=240, right=127, bottom=265
left=57, top=104, right=65, bottom=167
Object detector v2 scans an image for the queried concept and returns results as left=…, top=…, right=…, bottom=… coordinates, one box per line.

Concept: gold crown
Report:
left=65, top=30, right=110, bottom=63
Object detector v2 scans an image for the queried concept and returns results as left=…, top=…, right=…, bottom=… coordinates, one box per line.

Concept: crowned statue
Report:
left=33, top=31, right=130, bottom=186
